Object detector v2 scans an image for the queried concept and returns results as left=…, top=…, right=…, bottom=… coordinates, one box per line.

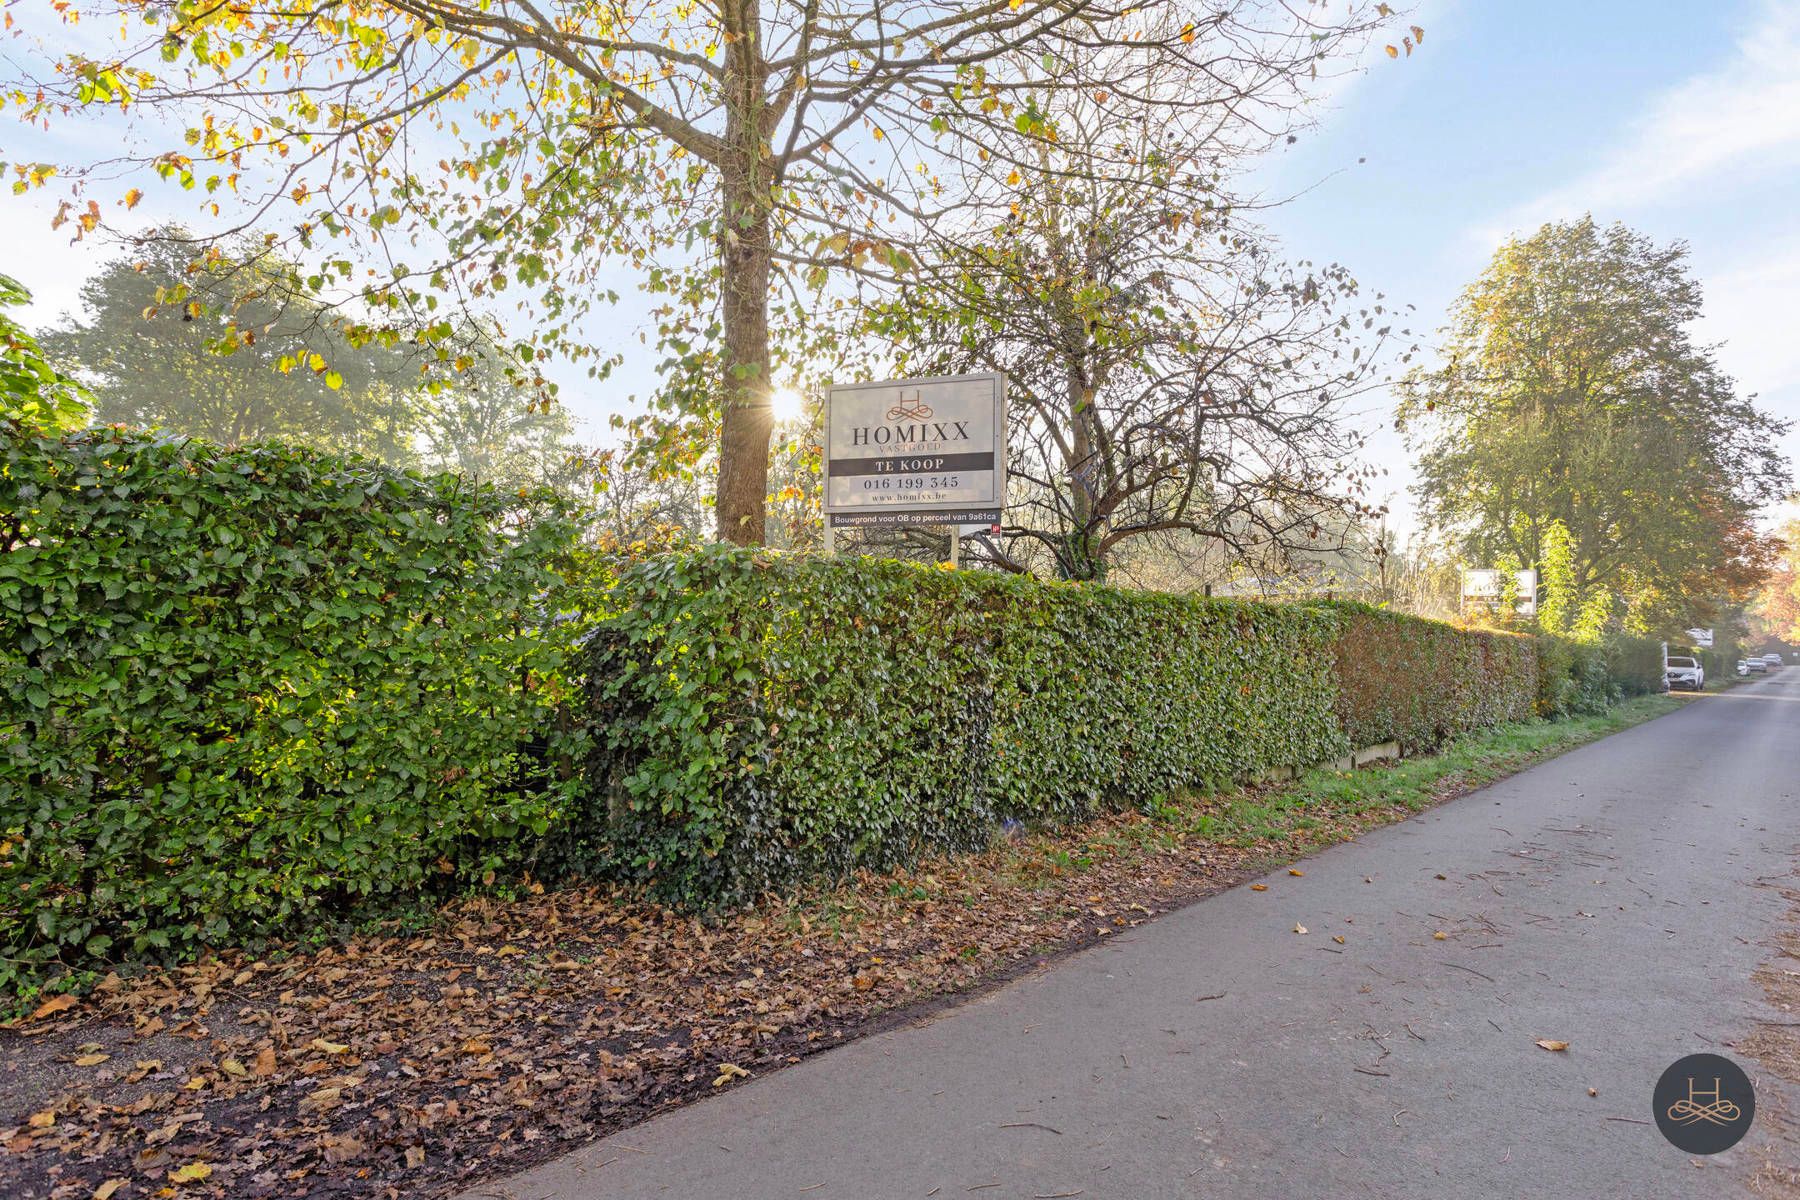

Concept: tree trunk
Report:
left=713, top=1, right=772, bottom=546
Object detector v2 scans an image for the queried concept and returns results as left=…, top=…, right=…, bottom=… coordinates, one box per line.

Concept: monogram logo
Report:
left=1654, top=1053, right=1754, bottom=1154
left=886, top=389, right=933, bottom=421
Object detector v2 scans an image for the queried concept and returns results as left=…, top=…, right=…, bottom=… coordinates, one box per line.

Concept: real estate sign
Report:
left=824, top=372, right=1007, bottom=528
left=1460, top=567, right=1539, bottom=617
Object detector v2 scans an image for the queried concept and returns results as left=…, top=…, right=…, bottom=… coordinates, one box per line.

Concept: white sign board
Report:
left=824, top=372, right=1006, bottom=528
left=1687, top=628, right=1714, bottom=648
left=1461, top=567, right=1539, bottom=617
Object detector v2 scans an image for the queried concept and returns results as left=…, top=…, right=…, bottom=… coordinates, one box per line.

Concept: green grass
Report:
left=1192, top=693, right=1683, bottom=850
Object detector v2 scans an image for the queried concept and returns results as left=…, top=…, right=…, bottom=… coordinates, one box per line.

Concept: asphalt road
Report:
left=468, top=671, right=1800, bottom=1200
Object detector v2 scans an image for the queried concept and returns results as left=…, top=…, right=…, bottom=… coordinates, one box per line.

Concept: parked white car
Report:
left=1665, top=656, right=1705, bottom=690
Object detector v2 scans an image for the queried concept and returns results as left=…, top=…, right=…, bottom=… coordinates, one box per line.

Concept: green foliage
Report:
left=0, top=426, right=591, bottom=990
left=0, top=273, right=91, bottom=432
left=1399, top=217, right=1790, bottom=631
left=1321, top=602, right=1538, bottom=754
left=578, top=548, right=1348, bottom=904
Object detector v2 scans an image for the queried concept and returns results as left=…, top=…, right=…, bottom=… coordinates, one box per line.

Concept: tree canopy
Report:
left=0, top=274, right=91, bottom=432
left=9, top=0, right=1410, bottom=543
left=1398, top=216, right=1788, bottom=633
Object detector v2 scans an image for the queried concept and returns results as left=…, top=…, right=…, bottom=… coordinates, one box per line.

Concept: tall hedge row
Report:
left=579, top=549, right=1348, bottom=903
left=1, top=427, right=588, bottom=988
left=1321, top=602, right=1538, bottom=753
left=3, top=428, right=1679, bottom=986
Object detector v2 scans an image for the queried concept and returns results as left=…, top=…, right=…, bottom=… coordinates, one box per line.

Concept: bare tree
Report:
left=866, top=84, right=1407, bottom=581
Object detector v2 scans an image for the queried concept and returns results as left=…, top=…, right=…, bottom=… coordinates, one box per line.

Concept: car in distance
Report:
left=1762, top=653, right=1783, bottom=670
left=1746, top=656, right=1769, bottom=674
left=1665, top=656, right=1705, bottom=690
left=1737, top=659, right=1751, bottom=676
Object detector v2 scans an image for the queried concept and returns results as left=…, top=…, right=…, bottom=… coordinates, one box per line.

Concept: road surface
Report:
left=467, top=671, right=1800, bottom=1199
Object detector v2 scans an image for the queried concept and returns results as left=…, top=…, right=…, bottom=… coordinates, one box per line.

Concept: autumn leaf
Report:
left=1384, top=44, right=1399, bottom=58
left=169, top=1162, right=212, bottom=1184
left=30, top=994, right=77, bottom=1021
left=123, top=188, right=143, bottom=209
left=1536, top=1039, right=1570, bottom=1052
left=93, top=1180, right=128, bottom=1200
left=1332, top=935, right=1346, bottom=945
left=253, top=1045, right=277, bottom=1076
left=1432, top=931, right=1447, bottom=940
left=74, top=1053, right=110, bottom=1067
left=712, top=1062, right=751, bottom=1087
left=1411, top=25, right=1425, bottom=43
left=1288, top=868, right=1304, bottom=876
left=310, top=1038, right=350, bottom=1055
left=1250, top=883, right=1268, bottom=891
left=1006, top=170, right=1021, bottom=186
left=1293, top=924, right=1308, bottom=935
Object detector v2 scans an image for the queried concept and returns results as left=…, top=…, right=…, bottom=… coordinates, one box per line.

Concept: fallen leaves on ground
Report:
left=0, top=765, right=1514, bottom=1200
left=1535, top=1039, right=1570, bottom=1052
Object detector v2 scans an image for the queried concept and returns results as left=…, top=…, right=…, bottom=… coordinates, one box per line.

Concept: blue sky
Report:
left=6, top=0, right=1798, bottom=536
left=1256, top=0, right=1800, bottom=534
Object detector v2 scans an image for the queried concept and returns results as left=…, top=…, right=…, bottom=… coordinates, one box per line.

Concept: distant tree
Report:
left=1755, top=521, right=1800, bottom=644
left=41, top=235, right=426, bottom=461
left=416, top=365, right=588, bottom=493
left=1398, top=217, right=1788, bottom=633
left=1, top=273, right=91, bottom=432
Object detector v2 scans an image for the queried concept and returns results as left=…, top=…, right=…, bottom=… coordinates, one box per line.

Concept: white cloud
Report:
left=1487, top=0, right=1800, bottom=240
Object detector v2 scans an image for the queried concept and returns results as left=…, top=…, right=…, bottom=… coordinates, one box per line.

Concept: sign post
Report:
left=823, top=372, right=1007, bottom=562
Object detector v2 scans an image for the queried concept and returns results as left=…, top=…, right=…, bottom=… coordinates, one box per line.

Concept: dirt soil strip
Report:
left=0, top=705, right=1673, bottom=1200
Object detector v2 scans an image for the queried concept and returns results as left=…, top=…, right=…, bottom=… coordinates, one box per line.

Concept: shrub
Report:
left=1, top=426, right=589, bottom=987
left=1321, top=602, right=1537, bottom=754
left=1604, top=633, right=1666, bottom=698
left=577, top=548, right=1348, bottom=904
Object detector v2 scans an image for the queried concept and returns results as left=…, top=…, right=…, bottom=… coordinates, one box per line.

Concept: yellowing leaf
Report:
left=1250, top=883, right=1268, bottom=891
left=711, top=1062, right=751, bottom=1087
left=94, top=1180, right=128, bottom=1200
left=1288, top=868, right=1304, bottom=876
left=220, top=1057, right=247, bottom=1077
left=254, top=1046, right=277, bottom=1076
left=123, top=188, right=143, bottom=209
left=1536, top=1039, right=1569, bottom=1052
left=169, top=1162, right=212, bottom=1184
left=28, top=1110, right=54, bottom=1128
left=1411, top=25, right=1425, bottom=43
left=74, top=1053, right=110, bottom=1067
left=310, top=1038, right=349, bottom=1055
left=1384, top=44, right=1399, bottom=58
left=1332, top=935, right=1346, bottom=945
left=1433, top=931, right=1447, bottom=940
left=1006, top=170, right=1021, bottom=186
left=1293, top=924, right=1308, bottom=935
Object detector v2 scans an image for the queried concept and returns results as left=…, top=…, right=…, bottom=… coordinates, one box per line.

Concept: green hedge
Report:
left=1321, top=602, right=1537, bottom=753
left=578, top=548, right=1348, bottom=903
left=3, top=426, right=1680, bottom=982
left=1, top=426, right=588, bottom=988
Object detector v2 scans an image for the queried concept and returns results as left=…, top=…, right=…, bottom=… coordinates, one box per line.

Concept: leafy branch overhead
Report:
left=8, top=0, right=1411, bottom=543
